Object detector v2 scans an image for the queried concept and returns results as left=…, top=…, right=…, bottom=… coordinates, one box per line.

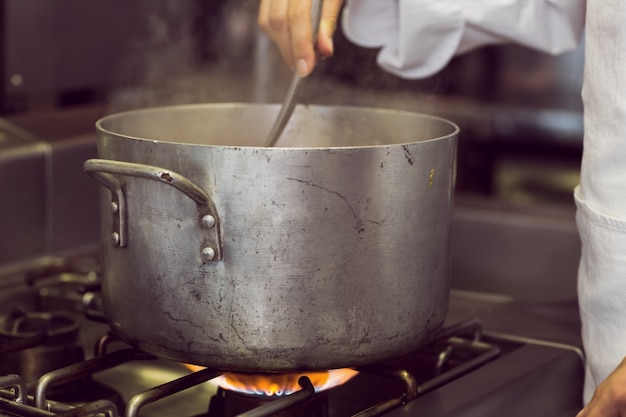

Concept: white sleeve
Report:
left=341, top=0, right=586, bottom=79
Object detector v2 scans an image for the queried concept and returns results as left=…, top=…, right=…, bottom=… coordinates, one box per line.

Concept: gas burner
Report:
left=201, top=320, right=500, bottom=417
left=208, top=378, right=324, bottom=417
left=0, top=317, right=584, bottom=416
left=0, top=310, right=83, bottom=383
left=210, top=369, right=358, bottom=396
left=0, top=374, right=119, bottom=416
left=0, top=311, right=126, bottom=414
left=0, top=252, right=584, bottom=417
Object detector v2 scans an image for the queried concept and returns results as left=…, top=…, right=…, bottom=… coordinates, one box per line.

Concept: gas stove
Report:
left=0, top=1, right=586, bottom=411
left=0, top=101, right=584, bottom=417
left=0, top=254, right=584, bottom=417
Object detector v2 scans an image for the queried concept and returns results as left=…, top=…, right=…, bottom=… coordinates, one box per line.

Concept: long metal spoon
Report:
left=264, top=0, right=323, bottom=147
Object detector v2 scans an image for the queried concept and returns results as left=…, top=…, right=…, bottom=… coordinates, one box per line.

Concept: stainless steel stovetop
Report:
left=0, top=96, right=584, bottom=416
left=0, top=254, right=584, bottom=417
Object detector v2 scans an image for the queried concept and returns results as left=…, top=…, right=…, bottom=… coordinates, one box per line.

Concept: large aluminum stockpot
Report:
left=84, top=103, right=459, bottom=372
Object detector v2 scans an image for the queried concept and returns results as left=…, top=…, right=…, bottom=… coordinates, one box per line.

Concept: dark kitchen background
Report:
left=1, top=0, right=583, bottom=302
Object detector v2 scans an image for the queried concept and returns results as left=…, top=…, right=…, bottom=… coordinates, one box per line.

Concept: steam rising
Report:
left=105, top=1, right=448, bottom=116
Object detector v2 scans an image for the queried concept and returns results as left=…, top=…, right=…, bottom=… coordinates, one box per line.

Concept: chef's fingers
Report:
left=575, top=395, right=624, bottom=417
left=258, top=0, right=295, bottom=66
left=259, top=0, right=345, bottom=77
left=576, top=358, right=626, bottom=417
left=287, top=0, right=315, bottom=77
left=317, top=0, right=344, bottom=59
left=291, top=0, right=345, bottom=73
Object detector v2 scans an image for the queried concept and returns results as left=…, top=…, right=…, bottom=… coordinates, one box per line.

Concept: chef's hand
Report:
left=258, top=0, right=344, bottom=77
left=577, top=357, right=626, bottom=417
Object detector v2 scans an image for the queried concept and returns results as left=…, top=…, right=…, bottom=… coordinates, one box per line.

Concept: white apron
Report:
left=342, top=0, right=626, bottom=403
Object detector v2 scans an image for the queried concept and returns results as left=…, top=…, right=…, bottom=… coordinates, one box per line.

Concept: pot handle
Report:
left=84, top=159, right=223, bottom=263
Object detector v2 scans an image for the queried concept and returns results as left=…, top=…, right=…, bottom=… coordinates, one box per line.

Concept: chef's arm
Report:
left=259, top=0, right=585, bottom=79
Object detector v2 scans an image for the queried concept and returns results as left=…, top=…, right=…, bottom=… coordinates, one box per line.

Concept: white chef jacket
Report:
left=342, top=0, right=626, bottom=404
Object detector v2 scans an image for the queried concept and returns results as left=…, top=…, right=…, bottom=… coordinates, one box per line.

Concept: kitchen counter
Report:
left=447, top=289, right=582, bottom=348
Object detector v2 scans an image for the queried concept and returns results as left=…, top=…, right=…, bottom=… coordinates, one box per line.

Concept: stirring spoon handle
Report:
left=264, top=0, right=323, bottom=148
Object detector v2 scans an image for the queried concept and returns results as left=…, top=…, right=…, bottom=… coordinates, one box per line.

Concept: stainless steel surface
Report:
left=0, top=107, right=103, bottom=268
left=447, top=291, right=581, bottom=346
left=88, top=312, right=585, bottom=416
left=88, top=103, right=458, bottom=372
left=451, top=198, right=580, bottom=302
left=0, top=252, right=584, bottom=416
left=383, top=336, right=583, bottom=417
left=0, top=119, right=48, bottom=264
left=265, top=0, right=323, bottom=147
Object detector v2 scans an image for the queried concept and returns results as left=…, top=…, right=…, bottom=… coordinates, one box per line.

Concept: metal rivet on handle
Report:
left=111, top=202, right=119, bottom=213
left=201, top=215, right=216, bottom=228
left=112, top=232, right=120, bottom=246
left=201, top=247, right=216, bottom=261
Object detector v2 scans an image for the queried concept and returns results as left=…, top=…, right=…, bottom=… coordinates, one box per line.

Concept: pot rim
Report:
left=96, top=103, right=460, bottom=151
